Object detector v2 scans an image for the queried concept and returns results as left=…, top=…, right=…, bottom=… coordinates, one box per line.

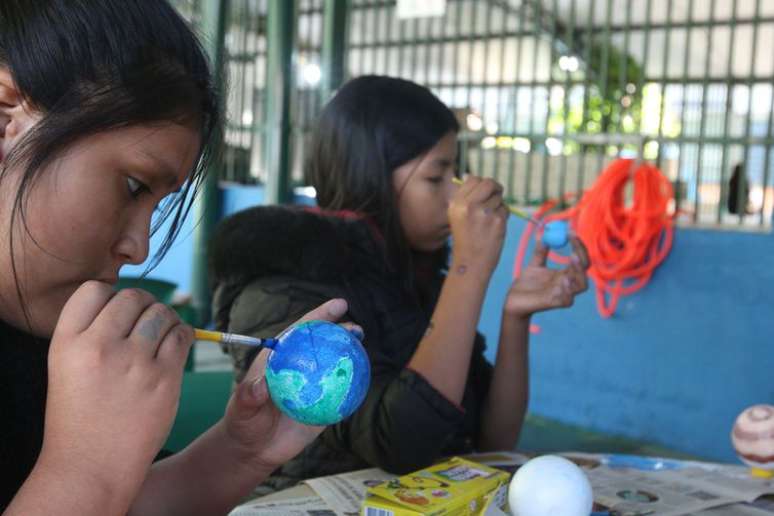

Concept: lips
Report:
left=96, top=275, right=119, bottom=285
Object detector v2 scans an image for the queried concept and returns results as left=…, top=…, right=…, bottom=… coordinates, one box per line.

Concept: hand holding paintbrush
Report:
left=452, top=176, right=569, bottom=248
left=452, top=176, right=542, bottom=226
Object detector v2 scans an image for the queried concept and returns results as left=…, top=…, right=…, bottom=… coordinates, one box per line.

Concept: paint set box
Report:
left=360, top=457, right=509, bottom=516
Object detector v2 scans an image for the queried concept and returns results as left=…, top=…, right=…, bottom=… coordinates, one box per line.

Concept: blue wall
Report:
left=482, top=217, right=774, bottom=463
left=123, top=184, right=774, bottom=463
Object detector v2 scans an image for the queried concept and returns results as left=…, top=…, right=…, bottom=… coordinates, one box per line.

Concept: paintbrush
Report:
left=194, top=329, right=278, bottom=349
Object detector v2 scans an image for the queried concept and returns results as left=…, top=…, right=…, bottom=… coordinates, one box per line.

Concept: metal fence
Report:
left=186, top=0, right=774, bottom=229
left=221, top=0, right=268, bottom=184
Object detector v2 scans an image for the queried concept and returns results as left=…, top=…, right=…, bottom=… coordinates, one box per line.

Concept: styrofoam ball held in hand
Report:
left=265, top=320, right=371, bottom=426
left=508, top=455, right=593, bottom=516
left=731, top=404, right=774, bottom=478
left=541, top=221, right=569, bottom=249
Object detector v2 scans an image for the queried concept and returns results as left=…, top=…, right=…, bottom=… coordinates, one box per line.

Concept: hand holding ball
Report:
left=541, top=221, right=569, bottom=249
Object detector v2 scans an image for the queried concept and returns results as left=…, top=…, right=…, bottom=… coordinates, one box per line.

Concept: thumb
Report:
left=232, top=374, right=270, bottom=415
left=234, top=348, right=272, bottom=413
left=529, top=240, right=549, bottom=267
left=294, top=298, right=349, bottom=325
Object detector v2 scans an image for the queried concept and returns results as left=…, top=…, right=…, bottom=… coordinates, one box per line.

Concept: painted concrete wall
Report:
left=481, top=217, right=774, bottom=463
left=122, top=184, right=774, bottom=463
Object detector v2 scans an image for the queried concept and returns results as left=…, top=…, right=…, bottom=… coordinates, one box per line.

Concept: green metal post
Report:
left=740, top=0, right=761, bottom=226
left=718, top=0, right=738, bottom=224
left=321, top=0, right=350, bottom=103
left=264, top=0, right=297, bottom=205
left=694, top=0, right=717, bottom=223
left=190, top=0, right=228, bottom=328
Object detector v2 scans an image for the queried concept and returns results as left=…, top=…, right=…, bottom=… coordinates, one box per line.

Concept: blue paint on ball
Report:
left=265, top=320, right=371, bottom=425
left=542, top=220, right=569, bottom=249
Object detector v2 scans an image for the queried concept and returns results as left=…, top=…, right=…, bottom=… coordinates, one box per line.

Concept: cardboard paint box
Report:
left=361, top=457, right=510, bottom=516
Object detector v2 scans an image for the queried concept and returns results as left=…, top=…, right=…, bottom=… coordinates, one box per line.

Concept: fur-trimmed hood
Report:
left=209, top=205, right=389, bottom=288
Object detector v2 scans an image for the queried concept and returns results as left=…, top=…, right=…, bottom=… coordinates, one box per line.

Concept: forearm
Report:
left=129, top=421, right=272, bottom=516
left=407, top=259, right=490, bottom=404
left=479, top=314, right=530, bottom=452
left=6, top=462, right=132, bottom=516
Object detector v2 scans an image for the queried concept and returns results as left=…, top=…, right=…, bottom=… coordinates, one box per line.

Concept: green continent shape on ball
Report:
left=266, top=356, right=355, bottom=425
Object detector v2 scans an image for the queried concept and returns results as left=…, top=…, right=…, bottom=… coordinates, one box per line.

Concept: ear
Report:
left=0, top=67, right=38, bottom=163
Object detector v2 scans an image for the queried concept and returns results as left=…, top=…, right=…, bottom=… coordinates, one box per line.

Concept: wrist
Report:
left=215, top=418, right=277, bottom=482
left=502, top=308, right=532, bottom=325
left=23, top=452, right=134, bottom=515
left=449, top=255, right=496, bottom=283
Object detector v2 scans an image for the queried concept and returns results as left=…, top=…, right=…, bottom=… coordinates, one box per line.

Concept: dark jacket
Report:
left=209, top=206, right=493, bottom=492
left=0, top=320, right=49, bottom=511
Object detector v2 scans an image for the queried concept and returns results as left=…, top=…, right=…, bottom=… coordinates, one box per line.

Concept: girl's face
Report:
left=0, top=121, right=200, bottom=337
left=392, top=131, right=458, bottom=252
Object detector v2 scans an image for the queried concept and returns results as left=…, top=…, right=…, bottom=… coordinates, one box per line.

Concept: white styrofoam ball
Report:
left=508, top=455, right=593, bottom=516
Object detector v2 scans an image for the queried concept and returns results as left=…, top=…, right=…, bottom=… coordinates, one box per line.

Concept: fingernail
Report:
left=327, top=298, right=348, bottom=318
left=349, top=326, right=364, bottom=340
left=251, top=376, right=267, bottom=402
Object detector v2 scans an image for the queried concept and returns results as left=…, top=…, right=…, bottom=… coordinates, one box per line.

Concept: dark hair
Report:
left=0, top=0, right=222, bottom=318
left=307, top=75, right=458, bottom=279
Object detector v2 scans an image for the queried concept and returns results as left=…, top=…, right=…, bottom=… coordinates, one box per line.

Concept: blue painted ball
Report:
left=265, top=320, right=371, bottom=426
left=542, top=220, right=569, bottom=249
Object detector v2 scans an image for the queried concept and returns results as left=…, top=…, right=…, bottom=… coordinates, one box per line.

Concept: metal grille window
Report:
left=211, top=0, right=774, bottom=229
left=170, top=0, right=199, bottom=22
left=220, top=0, right=268, bottom=184
left=292, top=0, right=326, bottom=186
left=211, top=0, right=326, bottom=186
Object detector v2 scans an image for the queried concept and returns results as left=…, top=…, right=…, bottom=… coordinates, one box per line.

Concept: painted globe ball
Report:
left=265, top=320, right=371, bottom=425
left=731, top=404, right=774, bottom=472
left=541, top=221, right=569, bottom=249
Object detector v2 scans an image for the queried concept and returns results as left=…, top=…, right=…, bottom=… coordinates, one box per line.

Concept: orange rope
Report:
left=514, top=158, right=675, bottom=318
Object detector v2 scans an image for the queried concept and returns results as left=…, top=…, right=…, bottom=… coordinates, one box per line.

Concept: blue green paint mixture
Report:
left=265, top=320, right=370, bottom=425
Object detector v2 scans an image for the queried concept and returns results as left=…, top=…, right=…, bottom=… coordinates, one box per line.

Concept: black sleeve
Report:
left=330, top=363, right=468, bottom=474
left=327, top=328, right=493, bottom=474
left=469, top=333, right=494, bottom=405
left=468, top=333, right=494, bottom=448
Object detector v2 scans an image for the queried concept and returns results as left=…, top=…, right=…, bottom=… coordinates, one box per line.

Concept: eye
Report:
left=427, top=176, right=444, bottom=184
left=126, top=176, right=150, bottom=197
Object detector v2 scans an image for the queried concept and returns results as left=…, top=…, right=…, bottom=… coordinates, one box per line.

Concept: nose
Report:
left=113, top=207, right=152, bottom=266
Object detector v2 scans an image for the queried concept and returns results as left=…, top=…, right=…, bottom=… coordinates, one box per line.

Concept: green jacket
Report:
left=210, top=206, right=493, bottom=493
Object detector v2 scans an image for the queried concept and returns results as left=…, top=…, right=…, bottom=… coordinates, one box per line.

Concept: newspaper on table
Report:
left=229, top=451, right=774, bottom=516
left=304, top=467, right=396, bottom=515
left=692, top=495, right=774, bottom=515
left=466, top=451, right=774, bottom=516
left=301, top=454, right=530, bottom=515
left=585, top=463, right=773, bottom=515
left=229, top=495, right=335, bottom=516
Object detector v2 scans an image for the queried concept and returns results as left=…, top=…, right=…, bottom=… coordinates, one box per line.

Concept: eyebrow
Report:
left=130, top=151, right=183, bottom=189
left=433, top=158, right=456, bottom=168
